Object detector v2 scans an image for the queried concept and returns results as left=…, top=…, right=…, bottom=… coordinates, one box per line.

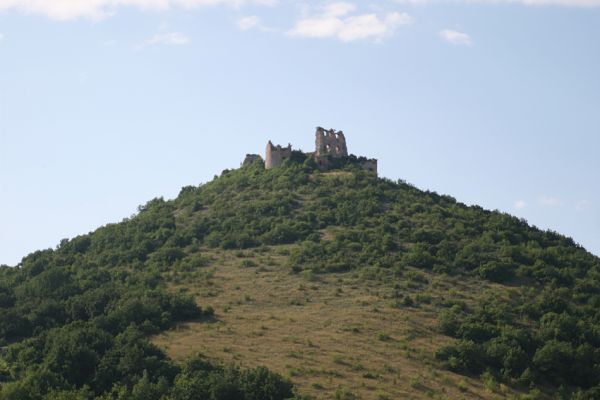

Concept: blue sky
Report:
left=0, top=0, right=599, bottom=265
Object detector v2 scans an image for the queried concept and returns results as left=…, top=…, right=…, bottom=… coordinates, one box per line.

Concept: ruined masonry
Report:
left=265, top=142, right=292, bottom=169
left=243, top=127, right=377, bottom=174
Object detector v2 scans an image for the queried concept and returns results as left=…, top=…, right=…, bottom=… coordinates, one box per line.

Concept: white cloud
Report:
left=0, top=0, right=277, bottom=21
left=288, top=3, right=411, bottom=42
left=395, top=0, right=600, bottom=5
left=324, top=2, right=356, bottom=17
left=144, top=31, right=190, bottom=46
left=576, top=200, right=592, bottom=210
left=514, top=200, right=527, bottom=210
left=539, top=195, right=561, bottom=207
left=236, top=15, right=278, bottom=32
left=237, top=15, right=260, bottom=30
left=440, top=29, right=472, bottom=45
left=289, top=16, right=343, bottom=39
left=0, top=0, right=598, bottom=22
left=0, top=33, right=4, bottom=42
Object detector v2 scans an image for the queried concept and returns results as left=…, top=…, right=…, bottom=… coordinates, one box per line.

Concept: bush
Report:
left=478, top=261, right=516, bottom=283
left=241, top=260, right=257, bottom=268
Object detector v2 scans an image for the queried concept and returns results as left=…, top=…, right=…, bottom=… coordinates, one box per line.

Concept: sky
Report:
left=0, top=0, right=599, bottom=265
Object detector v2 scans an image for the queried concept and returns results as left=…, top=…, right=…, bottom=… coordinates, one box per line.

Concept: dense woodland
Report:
left=1, top=155, right=600, bottom=399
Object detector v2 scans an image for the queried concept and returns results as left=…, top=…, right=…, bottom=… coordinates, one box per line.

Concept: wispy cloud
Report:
left=0, top=0, right=278, bottom=21
left=0, top=33, right=4, bottom=42
left=514, top=199, right=527, bottom=210
left=395, top=0, right=600, bottom=6
left=1, top=0, right=598, bottom=22
left=288, top=2, right=411, bottom=42
left=440, top=29, right=472, bottom=45
left=238, top=15, right=261, bottom=30
left=140, top=31, right=190, bottom=48
left=539, top=195, right=561, bottom=207
left=236, top=15, right=276, bottom=32
left=576, top=200, right=592, bottom=211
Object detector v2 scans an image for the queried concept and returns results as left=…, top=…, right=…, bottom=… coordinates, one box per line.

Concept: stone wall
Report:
left=359, top=159, right=378, bottom=174
left=265, top=141, right=292, bottom=169
left=315, top=127, right=348, bottom=158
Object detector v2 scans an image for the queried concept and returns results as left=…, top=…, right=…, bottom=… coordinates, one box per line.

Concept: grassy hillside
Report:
left=2, top=157, right=600, bottom=399
left=153, top=246, right=521, bottom=399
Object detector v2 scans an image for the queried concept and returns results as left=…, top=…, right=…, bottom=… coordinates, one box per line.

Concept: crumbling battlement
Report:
left=358, top=158, right=377, bottom=174
left=265, top=141, right=292, bottom=169
left=260, top=127, right=377, bottom=174
left=315, top=127, right=348, bottom=158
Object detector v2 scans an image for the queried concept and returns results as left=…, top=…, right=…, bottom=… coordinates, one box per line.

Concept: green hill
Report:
left=1, top=158, right=599, bottom=399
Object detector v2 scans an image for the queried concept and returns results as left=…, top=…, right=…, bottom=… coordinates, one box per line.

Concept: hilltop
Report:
left=1, top=157, right=599, bottom=400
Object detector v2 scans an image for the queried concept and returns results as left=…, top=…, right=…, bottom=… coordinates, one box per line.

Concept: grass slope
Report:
left=154, top=246, right=527, bottom=400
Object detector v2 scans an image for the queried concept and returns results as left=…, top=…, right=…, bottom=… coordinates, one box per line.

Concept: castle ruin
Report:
left=265, top=141, right=292, bottom=169
left=315, top=127, right=348, bottom=158
left=244, top=127, right=377, bottom=174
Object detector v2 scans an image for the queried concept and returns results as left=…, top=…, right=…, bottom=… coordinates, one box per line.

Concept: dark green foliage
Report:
left=169, top=359, right=293, bottom=400
left=477, top=260, right=516, bottom=283
left=0, top=188, right=294, bottom=399
left=2, top=161, right=600, bottom=398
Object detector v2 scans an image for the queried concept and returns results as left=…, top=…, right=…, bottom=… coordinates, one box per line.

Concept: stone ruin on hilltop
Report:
left=242, top=127, right=377, bottom=175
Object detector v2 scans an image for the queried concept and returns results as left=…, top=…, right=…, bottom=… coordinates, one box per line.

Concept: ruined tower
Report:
left=314, top=127, right=349, bottom=170
left=315, top=127, right=348, bottom=158
left=265, top=141, right=292, bottom=169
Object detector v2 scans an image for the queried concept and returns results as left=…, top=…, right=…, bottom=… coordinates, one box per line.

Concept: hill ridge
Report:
left=1, top=162, right=599, bottom=399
